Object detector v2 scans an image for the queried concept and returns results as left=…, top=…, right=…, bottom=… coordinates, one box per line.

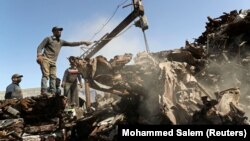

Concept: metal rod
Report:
left=142, top=30, right=150, bottom=53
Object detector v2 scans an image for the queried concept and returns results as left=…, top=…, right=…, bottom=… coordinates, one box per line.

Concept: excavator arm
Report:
left=80, top=0, right=145, bottom=59
left=81, top=0, right=146, bottom=111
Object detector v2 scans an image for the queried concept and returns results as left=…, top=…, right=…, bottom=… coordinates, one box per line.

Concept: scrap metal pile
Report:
left=1, top=9, right=250, bottom=140
left=73, top=9, right=250, bottom=140
left=0, top=95, right=82, bottom=140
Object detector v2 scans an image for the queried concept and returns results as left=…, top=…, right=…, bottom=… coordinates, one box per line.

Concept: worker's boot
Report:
left=49, top=78, right=56, bottom=95
left=41, top=77, right=48, bottom=95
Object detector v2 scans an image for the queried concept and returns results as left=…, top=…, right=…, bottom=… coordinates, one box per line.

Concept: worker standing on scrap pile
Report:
left=61, top=56, right=82, bottom=107
left=37, top=26, right=92, bottom=95
left=5, top=74, right=23, bottom=99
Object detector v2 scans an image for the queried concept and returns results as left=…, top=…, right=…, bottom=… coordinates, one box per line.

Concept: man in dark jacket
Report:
left=5, top=73, right=23, bottom=99
left=37, top=26, right=92, bottom=95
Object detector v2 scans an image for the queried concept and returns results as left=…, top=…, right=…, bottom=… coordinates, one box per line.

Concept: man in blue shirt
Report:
left=5, top=73, right=23, bottom=99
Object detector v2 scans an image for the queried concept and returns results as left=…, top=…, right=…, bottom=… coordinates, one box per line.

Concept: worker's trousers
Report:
left=63, top=82, right=79, bottom=107
left=40, top=57, right=56, bottom=94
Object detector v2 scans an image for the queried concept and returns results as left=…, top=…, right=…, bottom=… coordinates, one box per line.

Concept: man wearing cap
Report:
left=37, top=26, right=92, bottom=95
left=5, top=74, right=23, bottom=99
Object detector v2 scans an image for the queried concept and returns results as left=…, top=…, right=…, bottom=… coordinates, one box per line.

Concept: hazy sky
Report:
left=1, top=0, right=250, bottom=91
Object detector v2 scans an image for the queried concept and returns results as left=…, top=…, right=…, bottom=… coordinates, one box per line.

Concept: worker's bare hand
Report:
left=84, top=41, right=93, bottom=46
left=36, top=55, right=43, bottom=64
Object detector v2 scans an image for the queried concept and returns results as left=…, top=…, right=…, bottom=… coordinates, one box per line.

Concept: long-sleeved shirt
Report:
left=62, top=67, right=82, bottom=84
left=37, top=36, right=84, bottom=62
left=5, top=83, right=23, bottom=99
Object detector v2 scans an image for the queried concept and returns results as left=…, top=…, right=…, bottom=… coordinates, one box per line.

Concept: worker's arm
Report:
left=77, top=74, right=83, bottom=88
left=4, top=85, right=13, bottom=99
left=37, top=37, right=49, bottom=56
left=61, top=40, right=92, bottom=46
left=61, top=69, right=68, bottom=88
left=5, top=92, right=12, bottom=99
left=37, top=37, right=49, bottom=64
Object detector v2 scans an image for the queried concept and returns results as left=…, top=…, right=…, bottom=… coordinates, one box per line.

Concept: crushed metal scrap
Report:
left=1, top=9, right=250, bottom=140
left=0, top=96, right=76, bottom=140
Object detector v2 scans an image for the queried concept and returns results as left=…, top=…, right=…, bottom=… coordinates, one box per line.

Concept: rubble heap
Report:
left=0, top=95, right=79, bottom=140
